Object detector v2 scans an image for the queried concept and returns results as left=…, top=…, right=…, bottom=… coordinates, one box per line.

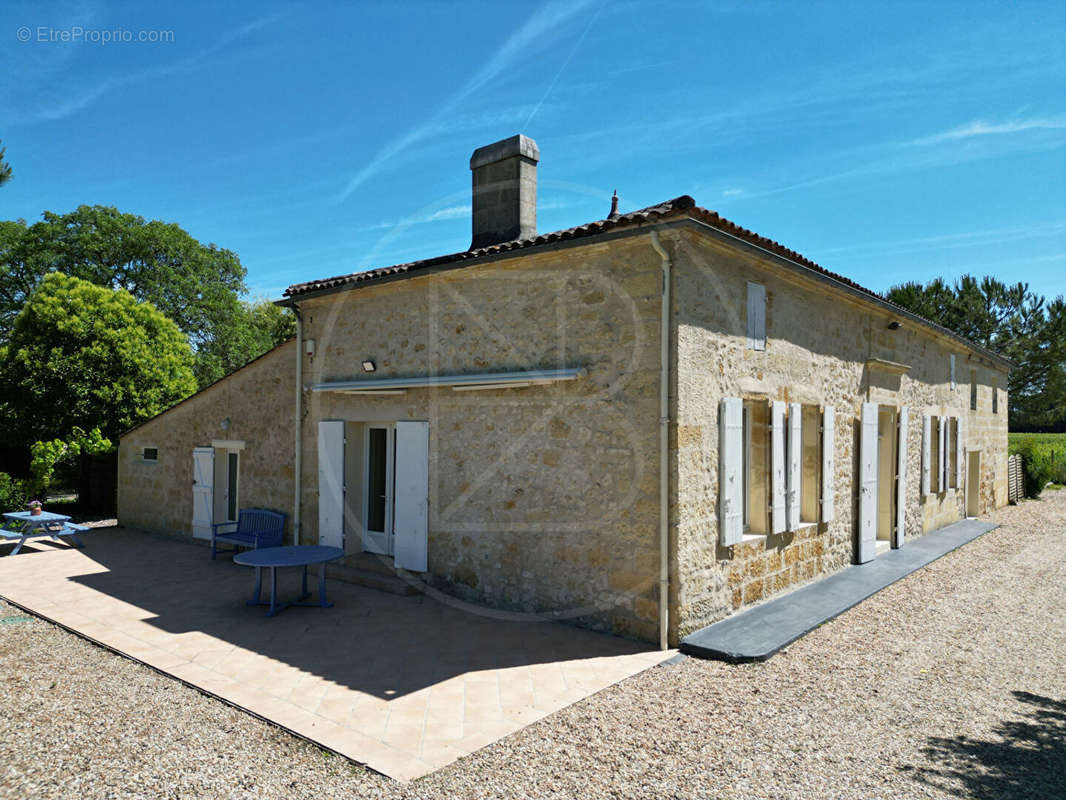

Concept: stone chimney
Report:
left=469, top=134, right=539, bottom=249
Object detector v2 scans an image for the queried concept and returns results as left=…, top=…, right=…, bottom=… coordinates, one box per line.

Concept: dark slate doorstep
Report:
left=680, top=519, right=1000, bottom=663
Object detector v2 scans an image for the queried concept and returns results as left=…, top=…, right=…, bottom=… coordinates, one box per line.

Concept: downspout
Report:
left=293, top=302, right=303, bottom=546
left=649, top=230, right=671, bottom=651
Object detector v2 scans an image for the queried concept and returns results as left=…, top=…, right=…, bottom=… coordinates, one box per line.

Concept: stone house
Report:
left=118, top=134, right=1010, bottom=648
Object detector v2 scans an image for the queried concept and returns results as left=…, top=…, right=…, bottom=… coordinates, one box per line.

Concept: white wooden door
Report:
left=318, top=420, right=345, bottom=549
left=393, top=421, right=429, bottom=572
left=857, top=402, right=878, bottom=563
left=894, top=406, right=909, bottom=548
left=362, top=425, right=393, bottom=555
left=192, top=447, right=214, bottom=540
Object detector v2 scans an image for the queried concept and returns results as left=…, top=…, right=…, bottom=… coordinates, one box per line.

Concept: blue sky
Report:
left=2, top=1, right=1064, bottom=301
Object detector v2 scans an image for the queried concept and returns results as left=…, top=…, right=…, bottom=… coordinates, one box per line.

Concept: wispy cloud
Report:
left=818, top=219, right=1066, bottom=259
left=6, top=10, right=287, bottom=125
left=362, top=204, right=471, bottom=231
left=721, top=188, right=745, bottom=198
left=909, top=117, right=1066, bottom=146
left=335, top=0, right=598, bottom=203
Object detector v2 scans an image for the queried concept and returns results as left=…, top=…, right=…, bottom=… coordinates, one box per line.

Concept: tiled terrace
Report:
left=0, top=528, right=670, bottom=781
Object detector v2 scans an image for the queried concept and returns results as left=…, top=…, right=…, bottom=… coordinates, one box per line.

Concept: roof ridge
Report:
left=278, top=196, right=1009, bottom=368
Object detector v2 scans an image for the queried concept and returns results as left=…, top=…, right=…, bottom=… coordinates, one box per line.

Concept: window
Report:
left=950, top=354, right=956, bottom=391
left=929, top=417, right=941, bottom=494
left=970, top=369, right=978, bottom=410
left=799, top=404, right=822, bottom=524
left=747, top=282, right=766, bottom=351
left=742, top=399, right=770, bottom=534
left=992, top=378, right=999, bottom=414
left=141, top=447, right=158, bottom=462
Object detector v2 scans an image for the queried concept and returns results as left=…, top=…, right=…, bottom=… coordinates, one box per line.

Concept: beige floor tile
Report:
left=0, top=527, right=668, bottom=781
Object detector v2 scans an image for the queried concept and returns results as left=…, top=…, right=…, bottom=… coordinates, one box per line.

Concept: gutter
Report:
left=293, top=302, right=303, bottom=546
left=649, top=230, right=671, bottom=651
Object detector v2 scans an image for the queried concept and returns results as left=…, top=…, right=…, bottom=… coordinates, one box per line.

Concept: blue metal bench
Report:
left=211, top=508, right=286, bottom=560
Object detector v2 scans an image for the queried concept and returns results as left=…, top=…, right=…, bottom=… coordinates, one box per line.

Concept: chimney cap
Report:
left=470, top=134, right=540, bottom=171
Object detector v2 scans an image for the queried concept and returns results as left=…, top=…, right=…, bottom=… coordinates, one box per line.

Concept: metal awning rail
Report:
left=312, top=367, right=586, bottom=394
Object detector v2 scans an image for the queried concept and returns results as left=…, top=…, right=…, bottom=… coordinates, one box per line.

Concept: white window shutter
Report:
left=921, top=415, right=931, bottom=497
left=821, top=405, right=835, bottom=523
left=786, top=402, right=801, bottom=531
left=394, top=420, right=429, bottom=572
left=771, top=401, right=787, bottom=533
left=747, top=282, right=766, bottom=351
left=858, top=403, right=878, bottom=563
left=938, top=415, right=947, bottom=492
left=317, top=420, right=345, bottom=550
left=719, top=398, right=744, bottom=546
left=955, top=416, right=964, bottom=490
left=895, top=407, right=908, bottom=548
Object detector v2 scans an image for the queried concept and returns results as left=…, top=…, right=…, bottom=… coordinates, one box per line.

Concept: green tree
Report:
left=0, top=273, right=197, bottom=443
left=886, top=276, right=1066, bottom=430
left=0, top=205, right=247, bottom=384
left=0, top=140, right=11, bottom=186
left=193, top=298, right=296, bottom=386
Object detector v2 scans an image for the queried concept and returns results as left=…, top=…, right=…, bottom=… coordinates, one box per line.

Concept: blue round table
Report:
left=233, top=545, right=344, bottom=617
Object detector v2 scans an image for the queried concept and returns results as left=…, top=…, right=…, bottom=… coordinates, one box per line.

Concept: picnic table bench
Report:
left=211, top=508, right=286, bottom=559
left=1, top=511, right=88, bottom=556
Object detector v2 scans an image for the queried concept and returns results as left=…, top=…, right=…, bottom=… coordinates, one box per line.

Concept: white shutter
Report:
left=858, top=402, right=878, bottom=563
left=192, top=447, right=214, bottom=540
left=394, top=420, right=429, bottom=572
left=821, top=405, right=835, bottom=523
left=771, top=401, right=786, bottom=533
left=747, top=282, right=766, bottom=350
left=938, top=415, right=947, bottom=492
left=921, top=415, right=932, bottom=497
left=955, top=416, right=964, bottom=490
left=719, top=398, right=744, bottom=546
left=786, top=403, right=802, bottom=530
left=317, top=420, right=345, bottom=549
left=895, top=407, right=908, bottom=548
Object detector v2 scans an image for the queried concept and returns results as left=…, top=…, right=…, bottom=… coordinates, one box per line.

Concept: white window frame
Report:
left=141, top=445, right=159, bottom=463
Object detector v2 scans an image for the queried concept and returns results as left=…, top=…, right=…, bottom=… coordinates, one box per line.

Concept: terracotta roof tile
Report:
left=281, top=197, right=1010, bottom=367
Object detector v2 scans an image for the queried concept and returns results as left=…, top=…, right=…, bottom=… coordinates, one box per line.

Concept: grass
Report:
left=1009, top=432, right=1066, bottom=487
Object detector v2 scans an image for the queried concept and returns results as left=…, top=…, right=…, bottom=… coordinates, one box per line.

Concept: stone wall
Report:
left=117, top=341, right=296, bottom=539
left=297, top=236, right=666, bottom=641
left=668, top=227, right=1009, bottom=642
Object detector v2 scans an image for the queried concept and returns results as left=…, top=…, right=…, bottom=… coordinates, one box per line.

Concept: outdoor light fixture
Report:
left=220, top=417, right=231, bottom=431
left=361, top=360, right=376, bottom=372
left=887, top=321, right=902, bottom=330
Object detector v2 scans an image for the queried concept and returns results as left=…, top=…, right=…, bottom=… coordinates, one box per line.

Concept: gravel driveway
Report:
left=3, top=491, right=1064, bottom=799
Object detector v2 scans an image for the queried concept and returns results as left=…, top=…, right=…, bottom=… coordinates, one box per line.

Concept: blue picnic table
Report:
left=1, top=511, right=88, bottom=556
left=233, top=545, right=344, bottom=617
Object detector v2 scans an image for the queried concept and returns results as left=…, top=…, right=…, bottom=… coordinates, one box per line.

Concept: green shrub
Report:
left=0, top=472, right=30, bottom=512
left=1011, top=440, right=1053, bottom=498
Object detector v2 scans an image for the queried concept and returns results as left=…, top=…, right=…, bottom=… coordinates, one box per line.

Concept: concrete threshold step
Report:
left=680, top=518, right=999, bottom=663
left=326, top=562, right=421, bottom=596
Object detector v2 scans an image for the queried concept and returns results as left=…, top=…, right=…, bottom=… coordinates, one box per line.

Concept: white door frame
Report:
left=362, top=423, right=395, bottom=555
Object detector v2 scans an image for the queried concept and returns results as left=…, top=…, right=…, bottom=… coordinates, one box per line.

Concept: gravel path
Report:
left=3, top=491, right=1064, bottom=799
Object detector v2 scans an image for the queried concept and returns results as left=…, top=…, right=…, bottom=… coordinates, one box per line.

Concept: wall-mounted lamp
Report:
left=220, top=417, right=231, bottom=432
left=361, top=359, right=376, bottom=372
left=887, top=321, right=902, bottom=330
